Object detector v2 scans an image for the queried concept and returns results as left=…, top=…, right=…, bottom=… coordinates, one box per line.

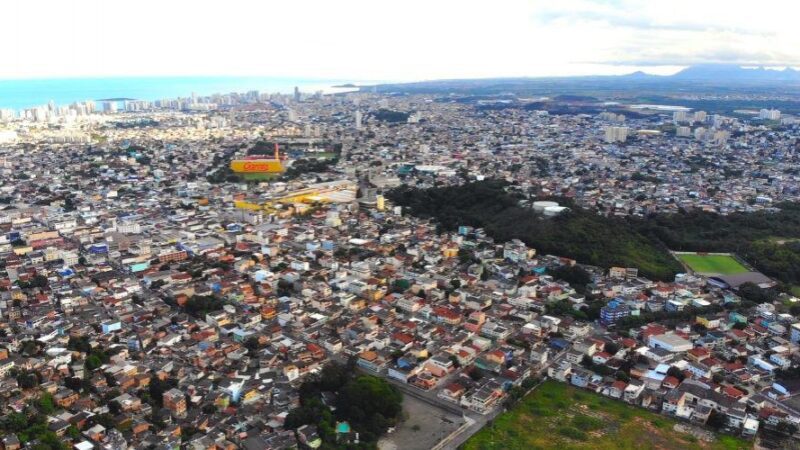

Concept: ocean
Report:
left=0, top=76, right=364, bottom=110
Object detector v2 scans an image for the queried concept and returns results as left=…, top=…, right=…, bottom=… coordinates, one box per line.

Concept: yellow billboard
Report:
left=230, top=159, right=285, bottom=173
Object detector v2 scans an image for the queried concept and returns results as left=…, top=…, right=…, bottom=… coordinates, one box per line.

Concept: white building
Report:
left=604, top=126, right=629, bottom=143
left=693, top=110, right=707, bottom=123
left=759, top=108, right=781, bottom=120
left=355, top=110, right=363, bottom=130
left=790, top=323, right=800, bottom=344
left=647, top=333, right=693, bottom=352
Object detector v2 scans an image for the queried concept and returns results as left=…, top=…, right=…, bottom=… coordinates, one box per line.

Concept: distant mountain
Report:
left=619, top=70, right=658, bottom=79
left=670, top=64, right=800, bottom=81
left=368, top=64, right=800, bottom=96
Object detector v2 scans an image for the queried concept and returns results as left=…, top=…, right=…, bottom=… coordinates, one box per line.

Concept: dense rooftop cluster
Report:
left=0, top=89, right=799, bottom=449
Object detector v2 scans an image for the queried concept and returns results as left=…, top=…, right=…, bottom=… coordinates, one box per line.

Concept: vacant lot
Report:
left=464, top=381, right=751, bottom=450
left=677, top=254, right=749, bottom=275
left=378, top=394, right=463, bottom=450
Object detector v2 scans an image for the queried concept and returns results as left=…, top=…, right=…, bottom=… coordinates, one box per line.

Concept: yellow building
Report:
left=442, top=246, right=459, bottom=258
left=230, top=159, right=285, bottom=173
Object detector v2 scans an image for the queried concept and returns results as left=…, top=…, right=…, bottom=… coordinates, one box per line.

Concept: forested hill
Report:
left=387, top=180, right=682, bottom=281
left=630, top=204, right=800, bottom=286
left=388, top=180, right=800, bottom=286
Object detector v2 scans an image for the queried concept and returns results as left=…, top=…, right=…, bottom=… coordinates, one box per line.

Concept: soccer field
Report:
left=677, top=254, right=749, bottom=275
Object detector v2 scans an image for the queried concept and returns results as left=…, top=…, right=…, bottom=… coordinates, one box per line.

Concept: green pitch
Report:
left=677, top=254, right=749, bottom=274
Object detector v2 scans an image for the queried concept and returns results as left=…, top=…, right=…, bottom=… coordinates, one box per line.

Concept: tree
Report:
left=738, top=282, right=778, bottom=304
left=336, top=375, right=403, bottom=441
left=37, top=392, right=56, bottom=414
left=244, top=336, right=261, bottom=352
left=777, top=421, right=799, bottom=436
left=285, top=362, right=402, bottom=446
left=66, top=425, right=81, bottom=440
left=16, top=370, right=40, bottom=389
left=550, top=265, right=592, bottom=293
left=604, top=342, right=620, bottom=355
left=108, top=400, right=122, bottom=415
left=21, top=340, right=40, bottom=356
left=706, top=410, right=726, bottom=430
left=666, top=366, right=686, bottom=381
left=392, top=279, right=410, bottom=292
left=85, top=354, right=103, bottom=371
left=64, top=377, right=83, bottom=392
left=67, top=335, right=91, bottom=353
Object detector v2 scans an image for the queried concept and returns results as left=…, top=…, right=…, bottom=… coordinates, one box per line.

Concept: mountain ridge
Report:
left=669, top=64, right=800, bottom=81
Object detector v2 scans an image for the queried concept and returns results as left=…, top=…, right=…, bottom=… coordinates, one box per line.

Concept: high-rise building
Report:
left=673, top=110, right=690, bottom=123
left=603, top=126, right=628, bottom=143
left=355, top=110, right=363, bottom=130
left=713, top=130, right=730, bottom=145
left=676, top=126, right=691, bottom=137
left=693, top=110, right=707, bottom=123
left=376, top=195, right=385, bottom=211
left=294, top=86, right=301, bottom=102
left=759, top=108, right=781, bottom=120
left=102, top=101, right=117, bottom=113
left=694, top=127, right=707, bottom=141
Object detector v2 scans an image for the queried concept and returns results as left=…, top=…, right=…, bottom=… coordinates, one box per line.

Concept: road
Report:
left=288, top=320, right=570, bottom=450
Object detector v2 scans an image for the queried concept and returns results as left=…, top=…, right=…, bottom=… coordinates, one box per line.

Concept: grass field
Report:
left=464, top=381, right=751, bottom=450
left=240, top=172, right=282, bottom=181
left=677, top=254, right=749, bottom=275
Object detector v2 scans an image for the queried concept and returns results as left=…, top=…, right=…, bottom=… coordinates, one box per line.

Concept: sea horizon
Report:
left=0, top=76, right=376, bottom=111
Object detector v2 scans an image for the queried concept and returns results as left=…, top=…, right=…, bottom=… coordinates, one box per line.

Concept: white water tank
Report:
left=544, top=206, right=569, bottom=217
left=533, top=200, right=559, bottom=212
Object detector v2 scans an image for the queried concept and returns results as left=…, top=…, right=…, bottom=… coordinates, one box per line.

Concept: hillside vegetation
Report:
left=389, top=180, right=800, bottom=285
left=388, top=180, right=681, bottom=280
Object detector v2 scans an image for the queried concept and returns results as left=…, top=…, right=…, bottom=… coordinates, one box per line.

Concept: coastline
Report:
left=0, top=76, right=370, bottom=111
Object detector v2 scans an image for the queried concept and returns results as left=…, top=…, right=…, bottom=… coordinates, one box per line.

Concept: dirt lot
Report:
left=378, top=395, right=465, bottom=450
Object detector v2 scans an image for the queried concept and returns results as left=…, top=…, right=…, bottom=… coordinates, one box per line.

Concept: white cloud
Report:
left=1, top=0, right=798, bottom=80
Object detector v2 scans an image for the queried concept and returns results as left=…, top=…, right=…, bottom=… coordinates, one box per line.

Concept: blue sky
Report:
left=1, top=0, right=797, bottom=80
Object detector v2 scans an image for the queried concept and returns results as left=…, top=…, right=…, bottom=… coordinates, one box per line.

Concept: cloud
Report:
left=0, top=0, right=798, bottom=79
left=530, top=0, right=800, bottom=68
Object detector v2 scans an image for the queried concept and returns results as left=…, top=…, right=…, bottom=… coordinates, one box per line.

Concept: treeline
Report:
left=372, top=109, right=409, bottom=123
left=283, top=157, right=338, bottom=179
left=388, top=180, right=682, bottom=280
left=285, top=362, right=402, bottom=449
left=629, top=204, right=800, bottom=285
left=389, top=180, right=800, bottom=285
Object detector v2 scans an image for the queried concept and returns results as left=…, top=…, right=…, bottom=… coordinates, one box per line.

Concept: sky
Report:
left=2, top=0, right=799, bottom=81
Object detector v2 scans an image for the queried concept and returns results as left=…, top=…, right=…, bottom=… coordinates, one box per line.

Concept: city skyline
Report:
left=3, top=0, right=799, bottom=81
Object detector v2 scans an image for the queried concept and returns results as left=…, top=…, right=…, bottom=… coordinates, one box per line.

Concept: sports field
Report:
left=677, top=254, right=749, bottom=275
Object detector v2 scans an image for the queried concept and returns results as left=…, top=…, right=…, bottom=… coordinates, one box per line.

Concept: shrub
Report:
left=558, top=426, right=588, bottom=441
left=572, top=414, right=603, bottom=431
